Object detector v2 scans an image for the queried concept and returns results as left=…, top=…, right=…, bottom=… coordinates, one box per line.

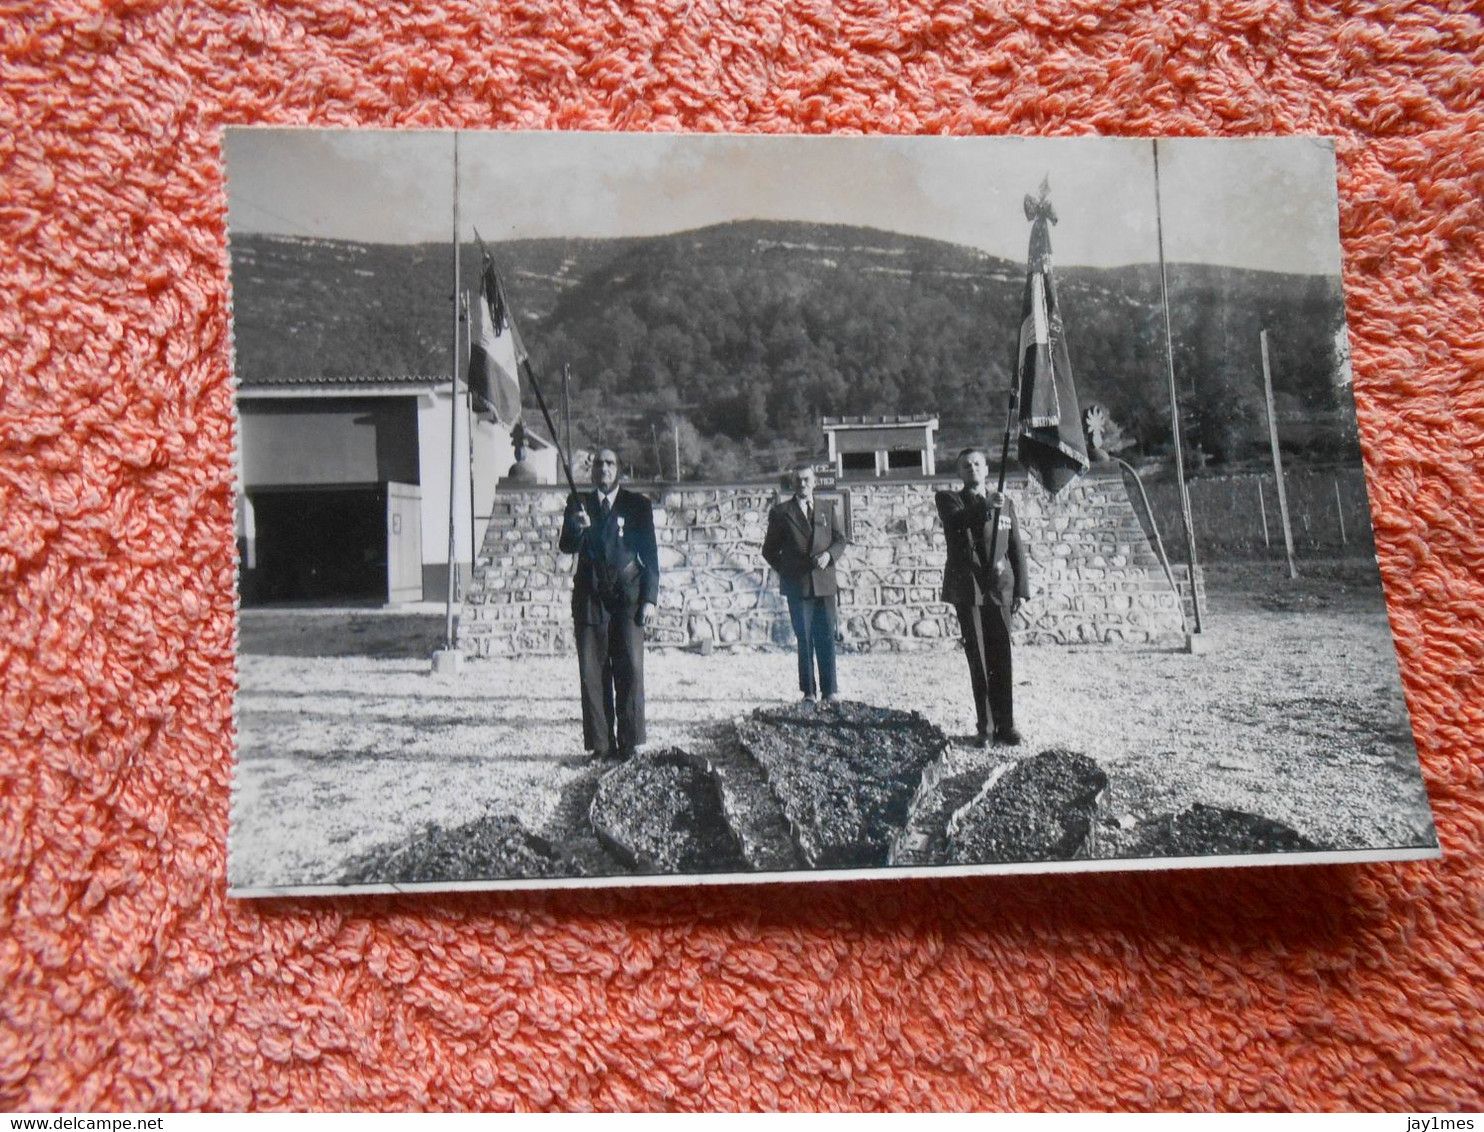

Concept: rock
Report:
left=734, top=701, right=948, bottom=868
left=946, top=749, right=1108, bottom=864
left=338, top=815, right=568, bottom=885
left=872, top=609, right=905, bottom=635
left=589, top=749, right=747, bottom=874
left=1129, top=804, right=1321, bottom=857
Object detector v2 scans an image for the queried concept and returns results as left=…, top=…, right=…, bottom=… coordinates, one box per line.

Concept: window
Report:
left=886, top=448, right=921, bottom=471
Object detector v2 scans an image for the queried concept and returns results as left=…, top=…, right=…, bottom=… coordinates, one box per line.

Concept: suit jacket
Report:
left=936, top=488, right=1029, bottom=608
left=762, top=495, right=847, bottom=600
left=559, top=487, right=660, bottom=624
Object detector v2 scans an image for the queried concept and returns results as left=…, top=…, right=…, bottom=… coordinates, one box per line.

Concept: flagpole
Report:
left=521, top=355, right=581, bottom=499
left=464, top=290, right=478, bottom=580
left=1153, top=139, right=1205, bottom=637
left=986, top=385, right=1017, bottom=570
left=443, top=132, right=462, bottom=655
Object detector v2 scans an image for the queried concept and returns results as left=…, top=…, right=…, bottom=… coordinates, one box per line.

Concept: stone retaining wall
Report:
left=461, top=469, right=1193, bottom=658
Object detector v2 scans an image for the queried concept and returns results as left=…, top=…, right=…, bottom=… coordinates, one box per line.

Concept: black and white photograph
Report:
left=225, top=129, right=1438, bottom=896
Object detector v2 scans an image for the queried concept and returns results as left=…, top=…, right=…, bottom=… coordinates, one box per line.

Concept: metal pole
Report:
left=673, top=420, right=681, bottom=482
left=1260, top=329, right=1298, bottom=579
left=1115, top=457, right=1189, bottom=637
left=1153, top=139, right=1204, bottom=634
left=463, top=293, right=478, bottom=580
left=444, top=133, right=462, bottom=651
left=1257, top=478, right=1270, bottom=548
left=1335, top=479, right=1347, bottom=546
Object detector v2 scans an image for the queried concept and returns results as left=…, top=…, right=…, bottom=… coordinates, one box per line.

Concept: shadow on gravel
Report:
left=1201, top=558, right=1390, bottom=616
left=240, top=610, right=447, bottom=659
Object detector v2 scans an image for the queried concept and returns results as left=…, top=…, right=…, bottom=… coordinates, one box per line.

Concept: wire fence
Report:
left=1140, top=465, right=1376, bottom=564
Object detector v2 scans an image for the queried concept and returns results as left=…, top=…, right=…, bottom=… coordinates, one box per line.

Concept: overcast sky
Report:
left=224, top=130, right=1343, bottom=274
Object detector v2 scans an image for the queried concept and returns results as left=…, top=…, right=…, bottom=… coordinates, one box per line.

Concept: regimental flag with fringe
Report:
left=1015, top=177, right=1089, bottom=495
left=468, top=249, right=525, bottom=425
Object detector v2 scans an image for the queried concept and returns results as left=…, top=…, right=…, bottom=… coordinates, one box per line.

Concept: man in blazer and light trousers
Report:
left=763, top=463, right=848, bottom=703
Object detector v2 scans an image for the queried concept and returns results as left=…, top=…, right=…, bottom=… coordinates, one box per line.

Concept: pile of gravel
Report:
left=338, top=814, right=570, bottom=885
left=736, top=700, right=948, bottom=868
left=589, top=749, right=746, bottom=874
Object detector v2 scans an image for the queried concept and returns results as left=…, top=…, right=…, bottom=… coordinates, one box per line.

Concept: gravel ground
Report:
left=230, top=565, right=1437, bottom=890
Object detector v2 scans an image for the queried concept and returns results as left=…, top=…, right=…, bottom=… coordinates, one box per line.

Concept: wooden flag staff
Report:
left=986, top=385, right=1019, bottom=572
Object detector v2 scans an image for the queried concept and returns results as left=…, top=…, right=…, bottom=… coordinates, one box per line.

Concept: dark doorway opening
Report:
left=244, top=486, right=388, bottom=604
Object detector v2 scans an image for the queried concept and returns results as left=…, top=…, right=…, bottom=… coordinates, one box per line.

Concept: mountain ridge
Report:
left=228, top=221, right=1353, bottom=475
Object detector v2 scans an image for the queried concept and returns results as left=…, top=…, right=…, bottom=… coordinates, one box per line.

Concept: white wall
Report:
left=417, top=389, right=510, bottom=570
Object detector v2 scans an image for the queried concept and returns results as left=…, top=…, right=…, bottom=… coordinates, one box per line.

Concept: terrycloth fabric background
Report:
left=2, top=0, right=1481, bottom=1113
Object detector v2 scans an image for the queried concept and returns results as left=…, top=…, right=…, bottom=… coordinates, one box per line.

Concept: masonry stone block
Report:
left=873, top=610, right=906, bottom=635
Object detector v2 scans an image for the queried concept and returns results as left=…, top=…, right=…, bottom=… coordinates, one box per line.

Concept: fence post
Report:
left=1261, top=330, right=1298, bottom=579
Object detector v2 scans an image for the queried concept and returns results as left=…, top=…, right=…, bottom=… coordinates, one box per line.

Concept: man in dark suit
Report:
left=762, top=463, right=848, bottom=703
left=936, top=447, right=1030, bottom=746
left=559, top=448, right=659, bottom=759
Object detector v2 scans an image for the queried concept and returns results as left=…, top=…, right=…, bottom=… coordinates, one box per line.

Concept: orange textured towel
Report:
left=1, top=2, right=1480, bottom=1112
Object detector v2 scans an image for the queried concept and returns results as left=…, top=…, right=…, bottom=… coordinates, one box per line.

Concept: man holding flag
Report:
left=469, top=240, right=660, bottom=759
left=936, top=448, right=1028, bottom=747
left=936, top=177, right=1088, bottom=746
left=559, top=449, right=659, bottom=761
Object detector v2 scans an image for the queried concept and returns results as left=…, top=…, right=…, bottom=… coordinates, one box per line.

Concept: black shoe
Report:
left=993, top=728, right=1022, bottom=747
left=971, top=729, right=991, bottom=749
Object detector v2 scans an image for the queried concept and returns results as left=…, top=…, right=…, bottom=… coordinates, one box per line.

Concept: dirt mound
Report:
left=947, top=749, right=1109, bottom=864
left=589, top=749, right=746, bottom=874
left=338, top=814, right=570, bottom=885
left=736, top=700, right=948, bottom=869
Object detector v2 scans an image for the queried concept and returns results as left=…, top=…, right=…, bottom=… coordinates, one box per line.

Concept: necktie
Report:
left=599, top=496, right=611, bottom=523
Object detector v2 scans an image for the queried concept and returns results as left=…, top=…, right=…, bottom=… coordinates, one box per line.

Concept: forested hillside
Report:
left=230, top=222, right=1353, bottom=479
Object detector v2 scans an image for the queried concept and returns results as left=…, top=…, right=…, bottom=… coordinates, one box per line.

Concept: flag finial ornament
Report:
left=1023, top=175, right=1057, bottom=226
